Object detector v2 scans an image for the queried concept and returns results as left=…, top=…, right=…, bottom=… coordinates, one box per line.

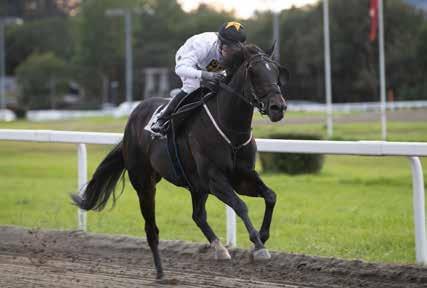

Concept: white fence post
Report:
left=410, top=156, right=427, bottom=265
left=226, top=205, right=236, bottom=247
left=77, top=143, right=87, bottom=231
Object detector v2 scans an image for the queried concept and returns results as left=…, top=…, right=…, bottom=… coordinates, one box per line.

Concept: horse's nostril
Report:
left=270, top=105, right=281, bottom=111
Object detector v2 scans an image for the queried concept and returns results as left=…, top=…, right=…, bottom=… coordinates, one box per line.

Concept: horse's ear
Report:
left=265, top=41, right=276, bottom=58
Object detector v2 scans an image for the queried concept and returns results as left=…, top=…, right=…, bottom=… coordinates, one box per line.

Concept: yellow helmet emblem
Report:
left=225, top=21, right=243, bottom=31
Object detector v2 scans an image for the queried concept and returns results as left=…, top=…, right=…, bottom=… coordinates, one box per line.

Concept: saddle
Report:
left=169, top=86, right=214, bottom=131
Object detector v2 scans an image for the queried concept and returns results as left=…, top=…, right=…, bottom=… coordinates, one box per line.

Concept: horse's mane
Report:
left=223, top=43, right=266, bottom=77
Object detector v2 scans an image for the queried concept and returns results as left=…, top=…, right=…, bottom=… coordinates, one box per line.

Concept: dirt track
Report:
left=1, top=226, right=426, bottom=288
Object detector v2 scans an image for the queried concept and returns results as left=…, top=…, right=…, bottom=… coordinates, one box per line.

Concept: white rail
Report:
left=0, top=129, right=426, bottom=265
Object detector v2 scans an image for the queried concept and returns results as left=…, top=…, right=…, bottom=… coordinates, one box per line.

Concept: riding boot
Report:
left=151, top=90, right=188, bottom=135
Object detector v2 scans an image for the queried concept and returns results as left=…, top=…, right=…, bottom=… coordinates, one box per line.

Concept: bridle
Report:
left=219, top=53, right=284, bottom=115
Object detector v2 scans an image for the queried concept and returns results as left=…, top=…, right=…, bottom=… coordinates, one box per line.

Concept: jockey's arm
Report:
left=175, top=60, right=202, bottom=80
left=176, top=63, right=221, bottom=81
left=175, top=35, right=212, bottom=80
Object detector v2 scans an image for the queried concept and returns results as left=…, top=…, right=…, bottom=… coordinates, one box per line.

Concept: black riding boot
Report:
left=151, top=90, right=188, bottom=135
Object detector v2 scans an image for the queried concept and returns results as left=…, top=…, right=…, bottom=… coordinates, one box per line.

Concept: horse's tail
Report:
left=71, top=141, right=126, bottom=211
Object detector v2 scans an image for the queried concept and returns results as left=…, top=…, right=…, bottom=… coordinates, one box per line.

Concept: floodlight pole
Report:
left=125, top=11, right=132, bottom=104
left=272, top=11, right=280, bottom=62
left=106, top=9, right=134, bottom=104
left=323, top=0, right=333, bottom=138
left=0, top=17, right=23, bottom=120
left=378, top=0, right=387, bottom=140
left=0, top=22, right=5, bottom=112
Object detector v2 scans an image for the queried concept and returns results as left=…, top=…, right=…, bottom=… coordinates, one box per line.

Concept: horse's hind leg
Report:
left=128, top=168, right=163, bottom=279
left=190, top=191, right=231, bottom=260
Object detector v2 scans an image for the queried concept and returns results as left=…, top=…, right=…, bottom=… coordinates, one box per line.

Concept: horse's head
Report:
left=224, top=44, right=289, bottom=122
left=243, top=45, right=289, bottom=122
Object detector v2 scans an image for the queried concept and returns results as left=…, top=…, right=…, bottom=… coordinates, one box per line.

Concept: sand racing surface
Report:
left=0, top=226, right=426, bottom=288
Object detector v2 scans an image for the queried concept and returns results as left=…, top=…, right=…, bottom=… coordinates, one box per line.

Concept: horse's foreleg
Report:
left=253, top=174, right=277, bottom=244
left=233, top=170, right=277, bottom=245
left=208, top=169, right=269, bottom=260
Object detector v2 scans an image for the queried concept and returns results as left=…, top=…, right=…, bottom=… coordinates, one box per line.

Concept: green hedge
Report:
left=259, top=133, right=324, bottom=175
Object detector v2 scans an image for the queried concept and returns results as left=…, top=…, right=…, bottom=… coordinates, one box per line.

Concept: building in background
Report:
left=2, top=76, right=17, bottom=105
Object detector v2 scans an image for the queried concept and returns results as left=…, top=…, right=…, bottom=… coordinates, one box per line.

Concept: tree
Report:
left=5, top=0, right=427, bottom=107
left=6, top=17, right=75, bottom=75
left=2, top=0, right=77, bottom=20
left=133, top=1, right=233, bottom=68
left=16, top=52, right=69, bottom=109
left=73, top=0, right=147, bottom=103
left=244, top=0, right=427, bottom=103
left=418, top=22, right=427, bottom=71
left=380, top=0, right=425, bottom=100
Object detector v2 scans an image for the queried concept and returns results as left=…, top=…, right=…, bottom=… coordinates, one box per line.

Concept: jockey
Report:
left=151, top=21, right=247, bottom=135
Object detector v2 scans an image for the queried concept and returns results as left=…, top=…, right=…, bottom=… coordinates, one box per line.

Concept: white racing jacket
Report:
left=175, top=32, right=225, bottom=94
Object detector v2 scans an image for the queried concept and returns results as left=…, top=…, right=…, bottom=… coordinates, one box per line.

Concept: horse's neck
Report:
left=215, top=72, right=254, bottom=139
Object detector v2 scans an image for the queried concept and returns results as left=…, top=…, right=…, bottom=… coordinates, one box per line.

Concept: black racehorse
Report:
left=72, top=43, right=289, bottom=279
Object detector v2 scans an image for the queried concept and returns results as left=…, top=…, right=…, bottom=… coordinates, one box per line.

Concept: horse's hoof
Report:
left=156, top=277, right=179, bottom=285
left=214, top=247, right=231, bottom=260
left=252, top=248, right=271, bottom=261
left=156, top=271, right=164, bottom=280
left=211, top=239, right=231, bottom=260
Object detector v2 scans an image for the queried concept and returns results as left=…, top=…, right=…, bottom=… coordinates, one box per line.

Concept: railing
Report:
left=0, top=129, right=426, bottom=265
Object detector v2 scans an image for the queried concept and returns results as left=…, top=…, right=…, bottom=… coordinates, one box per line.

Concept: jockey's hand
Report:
left=201, top=71, right=225, bottom=83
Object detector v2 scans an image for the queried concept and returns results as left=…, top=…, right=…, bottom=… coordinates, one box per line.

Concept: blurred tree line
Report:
left=1, top=0, right=426, bottom=109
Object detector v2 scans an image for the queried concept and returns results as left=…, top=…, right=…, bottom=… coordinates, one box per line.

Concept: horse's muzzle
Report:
left=268, top=95, right=287, bottom=122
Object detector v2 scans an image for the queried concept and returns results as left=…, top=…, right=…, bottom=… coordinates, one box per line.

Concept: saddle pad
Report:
left=144, top=104, right=166, bottom=137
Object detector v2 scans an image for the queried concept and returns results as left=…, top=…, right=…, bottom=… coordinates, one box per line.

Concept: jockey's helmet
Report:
left=218, top=21, right=246, bottom=45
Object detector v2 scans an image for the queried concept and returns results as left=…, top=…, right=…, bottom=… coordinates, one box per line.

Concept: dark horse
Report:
left=72, top=43, right=289, bottom=279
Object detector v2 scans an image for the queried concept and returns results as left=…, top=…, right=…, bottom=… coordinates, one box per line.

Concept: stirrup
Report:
left=152, top=120, right=169, bottom=134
